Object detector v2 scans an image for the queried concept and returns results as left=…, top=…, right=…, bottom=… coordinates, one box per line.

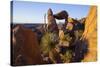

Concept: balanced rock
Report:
left=53, top=10, right=68, bottom=27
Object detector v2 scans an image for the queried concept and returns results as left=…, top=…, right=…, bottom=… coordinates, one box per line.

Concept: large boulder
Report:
left=53, top=10, right=68, bottom=28
left=81, top=6, right=97, bottom=62
left=11, top=25, right=44, bottom=66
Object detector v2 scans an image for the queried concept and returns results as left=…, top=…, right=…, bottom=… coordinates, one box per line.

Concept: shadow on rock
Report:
left=70, top=39, right=88, bottom=62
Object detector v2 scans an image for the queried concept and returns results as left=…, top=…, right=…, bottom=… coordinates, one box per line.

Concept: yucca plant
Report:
left=60, top=50, right=73, bottom=63
left=40, top=32, right=58, bottom=55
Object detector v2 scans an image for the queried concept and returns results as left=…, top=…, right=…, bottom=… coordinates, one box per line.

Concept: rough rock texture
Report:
left=82, top=6, right=97, bottom=62
left=12, top=25, right=44, bottom=65
left=47, top=8, right=59, bottom=33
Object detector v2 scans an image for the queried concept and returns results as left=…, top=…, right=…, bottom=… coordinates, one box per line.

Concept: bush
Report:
left=40, top=32, right=58, bottom=55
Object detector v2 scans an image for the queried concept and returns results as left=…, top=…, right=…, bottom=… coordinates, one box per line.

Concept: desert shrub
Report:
left=40, top=32, right=59, bottom=55
left=60, top=50, right=73, bottom=63
left=64, top=33, right=72, bottom=42
left=58, top=32, right=73, bottom=63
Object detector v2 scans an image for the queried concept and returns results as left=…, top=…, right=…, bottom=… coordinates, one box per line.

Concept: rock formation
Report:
left=81, top=6, right=97, bottom=62
left=47, top=8, right=59, bottom=33
left=53, top=10, right=68, bottom=28
left=11, top=25, right=44, bottom=65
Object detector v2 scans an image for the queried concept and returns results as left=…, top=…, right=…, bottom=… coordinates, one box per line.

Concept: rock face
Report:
left=82, top=6, right=97, bottom=62
left=47, top=8, right=59, bottom=33
left=11, top=25, right=44, bottom=66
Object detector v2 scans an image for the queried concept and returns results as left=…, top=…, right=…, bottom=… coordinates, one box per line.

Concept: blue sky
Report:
left=12, top=1, right=90, bottom=23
